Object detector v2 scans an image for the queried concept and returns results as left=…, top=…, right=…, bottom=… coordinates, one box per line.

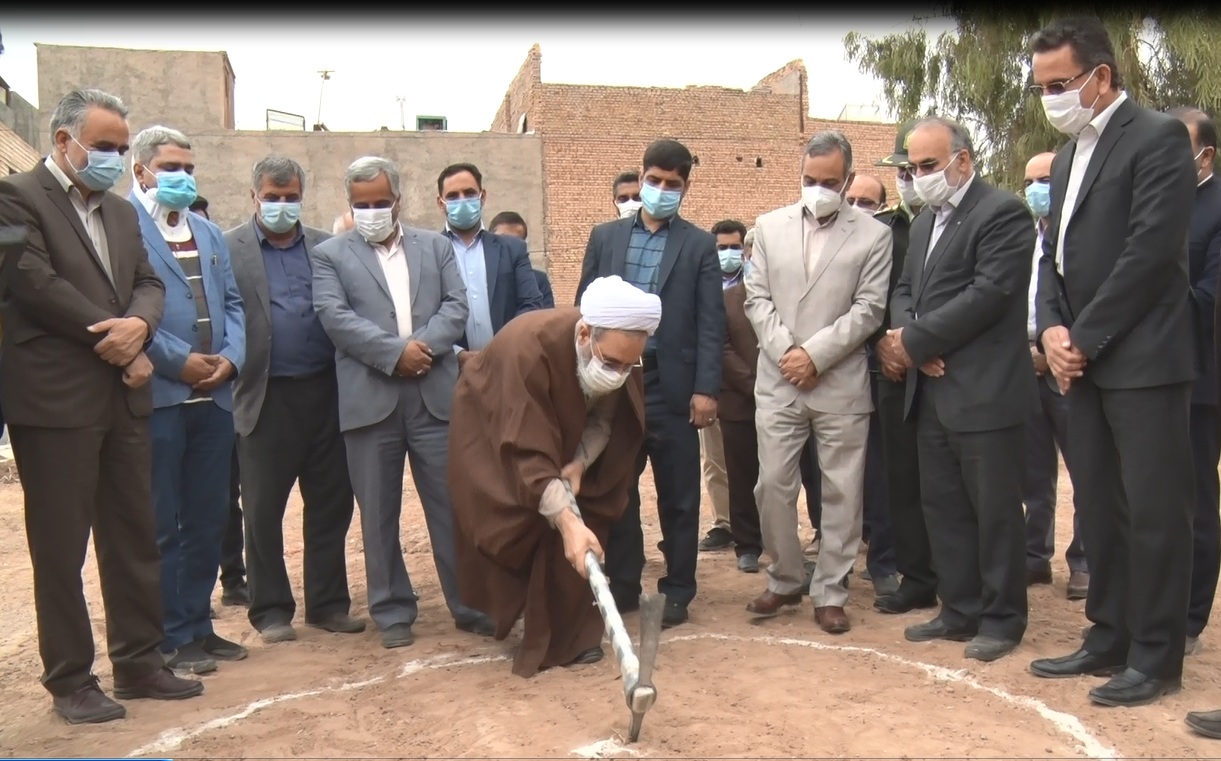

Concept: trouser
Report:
left=218, top=443, right=246, bottom=589
left=1022, top=376, right=1087, bottom=574
left=699, top=420, right=730, bottom=530
left=1187, top=402, right=1221, bottom=638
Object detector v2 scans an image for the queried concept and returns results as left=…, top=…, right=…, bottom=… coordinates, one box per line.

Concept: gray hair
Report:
left=252, top=156, right=306, bottom=192
left=131, top=125, right=192, bottom=166
left=344, top=156, right=400, bottom=200
left=804, top=130, right=854, bottom=175
left=912, top=116, right=976, bottom=159
left=48, top=88, right=129, bottom=139
left=744, top=227, right=756, bottom=247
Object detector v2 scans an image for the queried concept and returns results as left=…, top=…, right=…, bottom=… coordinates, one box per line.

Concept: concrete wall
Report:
left=0, top=121, right=39, bottom=175
left=113, top=130, right=546, bottom=262
left=0, top=87, right=41, bottom=153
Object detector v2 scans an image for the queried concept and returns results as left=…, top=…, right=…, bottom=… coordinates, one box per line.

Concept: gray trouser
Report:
left=343, top=382, right=480, bottom=630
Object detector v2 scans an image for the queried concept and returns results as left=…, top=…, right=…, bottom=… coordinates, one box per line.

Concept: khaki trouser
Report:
left=699, top=421, right=730, bottom=530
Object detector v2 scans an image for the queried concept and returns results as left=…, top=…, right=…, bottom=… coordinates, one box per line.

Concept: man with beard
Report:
left=449, top=275, right=657, bottom=677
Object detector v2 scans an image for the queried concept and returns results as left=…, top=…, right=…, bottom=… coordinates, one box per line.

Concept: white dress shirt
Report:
left=927, top=171, right=977, bottom=258
left=370, top=226, right=414, bottom=338
left=43, top=156, right=114, bottom=284
left=1028, top=223, right=1045, bottom=341
left=1056, top=91, right=1129, bottom=274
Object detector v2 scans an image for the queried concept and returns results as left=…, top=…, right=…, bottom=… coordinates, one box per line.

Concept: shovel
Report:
left=562, top=480, right=664, bottom=743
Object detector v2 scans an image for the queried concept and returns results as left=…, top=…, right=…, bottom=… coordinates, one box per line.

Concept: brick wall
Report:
left=0, top=121, right=39, bottom=175
left=490, top=48, right=899, bottom=306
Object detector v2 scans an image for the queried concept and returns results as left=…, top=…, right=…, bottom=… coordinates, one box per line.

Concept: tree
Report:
left=844, top=7, right=1221, bottom=190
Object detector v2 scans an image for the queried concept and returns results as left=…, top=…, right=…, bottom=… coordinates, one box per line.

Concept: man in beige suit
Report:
left=743, top=130, right=893, bottom=634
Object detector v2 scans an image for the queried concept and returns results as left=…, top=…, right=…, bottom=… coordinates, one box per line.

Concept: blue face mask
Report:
left=150, top=170, right=198, bottom=210
left=640, top=182, right=683, bottom=220
left=446, top=197, right=483, bottom=230
left=69, top=136, right=125, bottom=192
left=719, top=247, right=743, bottom=274
left=259, top=201, right=302, bottom=234
left=1025, top=181, right=1051, bottom=218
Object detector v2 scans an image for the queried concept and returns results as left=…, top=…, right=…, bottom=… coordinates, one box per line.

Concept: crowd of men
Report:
left=2, top=12, right=1221, bottom=743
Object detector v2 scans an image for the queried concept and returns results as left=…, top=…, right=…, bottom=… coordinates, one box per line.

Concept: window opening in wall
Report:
left=736, top=156, right=743, bottom=162
left=755, top=157, right=764, bottom=168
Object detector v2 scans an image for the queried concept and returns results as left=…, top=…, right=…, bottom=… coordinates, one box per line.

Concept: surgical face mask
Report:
left=640, top=182, right=683, bottom=220
left=718, top=246, right=743, bottom=274
left=68, top=136, right=124, bottom=192
left=913, top=152, right=966, bottom=207
left=576, top=339, right=631, bottom=396
left=1041, top=67, right=1101, bottom=136
left=617, top=199, right=643, bottom=219
left=352, top=206, right=396, bottom=243
left=146, top=169, right=198, bottom=211
left=801, top=184, right=844, bottom=218
left=1025, top=181, right=1051, bottom=218
left=896, top=176, right=922, bottom=208
left=259, top=201, right=302, bottom=234
left=1195, top=148, right=1213, bottom=182
left=445, top=197, right=482, bottom=230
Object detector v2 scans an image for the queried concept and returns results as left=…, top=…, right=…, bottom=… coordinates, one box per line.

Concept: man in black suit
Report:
left=880, top=116, right=1036, bottom=663
left=488, top=210, right=555, bottom=308
left=436, top=163, right=544, bottom=353
left=1027, top=18, right=1198, bottom=708
left=576, top=138, right=724, bottom=627
left=1170, top=107, right=1221, bottom=657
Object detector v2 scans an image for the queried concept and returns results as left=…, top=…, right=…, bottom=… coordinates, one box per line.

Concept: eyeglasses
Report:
left=897, top=166, right=915, bottom=182
left=846, top=196, right=881, bottom=211
left=593, top=341, right=643, bottom=374
left=1028, top=70, right=1088, bottom=97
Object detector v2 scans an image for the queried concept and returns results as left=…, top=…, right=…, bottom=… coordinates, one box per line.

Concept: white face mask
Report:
left=352, top=207, right=396, bottom=243
left=617, top=200, right=643, bottom=219
left=800, top=184, right=844, bottom=218
left=576, top=339, right=630, bottom=397
left=1041, top=67, right=1101, bottom=136
left=896, top=176, right=922, bottom=207
left=913, top=153, right=966, bottom=207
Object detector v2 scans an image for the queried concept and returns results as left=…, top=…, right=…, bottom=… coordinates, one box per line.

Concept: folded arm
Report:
left=410, top=239, right=469, bottom=355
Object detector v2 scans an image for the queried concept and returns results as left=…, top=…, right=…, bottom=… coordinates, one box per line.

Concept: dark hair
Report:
left=642, top=139, right=694, bottom=181
left=711, top=219, right=747, bottom=241
left=489, top=210, right=528, bottom=238
left=1031, top=16, right=1125, bottom=90
left=189, top=196, right=208, bottom=212
left=436, top=162, right=483, bottom=195
left=612, top=171, right=639, bottom=191
left=1169, top=106, right=1218, bottom=150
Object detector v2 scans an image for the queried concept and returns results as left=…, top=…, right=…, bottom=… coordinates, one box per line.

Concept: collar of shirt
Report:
left=1079, top=91, right=1128, bottom=146
left=723, top=269, right=743, bottom=288
left=933, top=171, right=976, bottom=217
left=43, top=155, right=103, bottom=212
left=253, top=217, right=305, bottom=249
left=370, top=225, right=405, bottom=259
left=444, top=223, right=486, bottom=248
left=133, top=178, right=192, bottom=240
left=633, top=208, right=671, bottom=232
left=801, top=205, right=840, bottom=229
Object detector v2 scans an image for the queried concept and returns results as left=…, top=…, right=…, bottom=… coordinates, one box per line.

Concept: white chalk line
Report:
left=123, top=633, right=1120, bottom=760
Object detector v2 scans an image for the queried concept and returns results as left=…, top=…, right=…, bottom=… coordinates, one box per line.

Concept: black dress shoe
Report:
left=1185, top=709, right=1221, bottom=739
left=456, top=614, right=496, bottom=637
left=661, top=601, right=688, bottom=628
left=565, top=647, right=604, bottom=666
left=873, top=590, right=937, bottom=614
left=52, top=677, right=127, bottom=724
left=904, top=616, right=977, bottom=643
left=221, top=583, right=251, bottom=607
left=1089, top=667, right=1181, bottom=707
left=1029, top=648, right=1126, bottom=679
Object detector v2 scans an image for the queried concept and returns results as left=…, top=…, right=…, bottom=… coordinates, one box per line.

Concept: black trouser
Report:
left=218, top=443, right=246, bottom=590
left=240, top=373, right=356, bottom=630
left=1188, top=402, right=1221, bottom=638
left=1022, top=377, right=1087, bottom=574
left=1071, top=378, right=1194, bottom=679
left=719, top=417, right=763, bottom=557
left=878, top=375, right=937, bottom=598
left=606, top=369, right=702, bottom=607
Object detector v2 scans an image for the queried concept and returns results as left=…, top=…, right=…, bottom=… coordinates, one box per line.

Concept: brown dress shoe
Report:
left=746, top=590, right=803, bottom=618
left=815, top=606, right=850, bottom=634
left=114, top=667, right=204, bottom=701
left=52, top=677, right=127, bottom=724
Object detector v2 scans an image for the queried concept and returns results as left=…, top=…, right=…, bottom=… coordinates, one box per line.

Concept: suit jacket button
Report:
left=108, top=298, right=117, bottom=305
left=390, top=311, right=396, bottom=318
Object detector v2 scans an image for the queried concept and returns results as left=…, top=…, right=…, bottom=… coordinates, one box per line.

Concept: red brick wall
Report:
left=490, top=50, right=899, bottom=306
left=0, top=122, right=40, bottom=174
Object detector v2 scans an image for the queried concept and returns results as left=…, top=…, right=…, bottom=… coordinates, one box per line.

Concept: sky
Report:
left=0, top=13, right=957, bottom=134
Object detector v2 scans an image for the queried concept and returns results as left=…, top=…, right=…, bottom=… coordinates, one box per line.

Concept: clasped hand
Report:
left=881, top=328, right=944, bottom=380
left=780, top=347, right=817, bottom=391
left=1040, top=326, right=1086, bottom=393
left=397, top=340, right=433, bottom=377
left=88, top=316, right=148, bottom=367
left=180, top=353, right=236, bottom=391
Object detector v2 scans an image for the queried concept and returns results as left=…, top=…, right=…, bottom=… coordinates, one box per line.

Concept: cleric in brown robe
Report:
left=450, top=275, right=662, bottom=677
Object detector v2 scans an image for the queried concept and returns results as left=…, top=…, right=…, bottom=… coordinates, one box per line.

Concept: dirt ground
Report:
left=1, top=462, right=1220, bottom=759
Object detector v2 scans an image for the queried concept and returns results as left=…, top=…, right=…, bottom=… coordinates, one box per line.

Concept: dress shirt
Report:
left=43, top=156, right=114, bottom=283
left=927, top=172, right=977, bottom=258
left=1028, top=223, right=1045, bottom=341
left=801, top=208, right=835, bottom=278
left=445, top=226, right=494, bottom=351
left=1056, top=91, right=1128, bottom=274
left=370, top=225, right=413, bottom=338
left=255, top=223, right=335, bottom=378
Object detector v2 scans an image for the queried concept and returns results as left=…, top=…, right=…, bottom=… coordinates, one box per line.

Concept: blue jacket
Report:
left=129, top=194, right=245, bottom=411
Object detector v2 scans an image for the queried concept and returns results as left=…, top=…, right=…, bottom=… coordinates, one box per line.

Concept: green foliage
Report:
left=844, top=10, right=1221, bottom=189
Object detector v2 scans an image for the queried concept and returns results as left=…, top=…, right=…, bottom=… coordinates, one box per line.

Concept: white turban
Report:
left=579, top=276, right=663, bottom=335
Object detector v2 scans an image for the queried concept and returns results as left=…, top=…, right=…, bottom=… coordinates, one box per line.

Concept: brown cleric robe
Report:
left=449, top=307, right=645, bottom=677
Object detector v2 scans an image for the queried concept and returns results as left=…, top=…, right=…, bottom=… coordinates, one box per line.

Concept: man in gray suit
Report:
left=225, top=156, right=364, bottom=645
left=311, top=156, right=493, bottom=648
left=881, top=116, right=1037, bottom=663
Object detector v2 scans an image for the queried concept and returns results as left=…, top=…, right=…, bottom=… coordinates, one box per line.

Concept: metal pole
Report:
left=316, top=70, right=332, bottom=127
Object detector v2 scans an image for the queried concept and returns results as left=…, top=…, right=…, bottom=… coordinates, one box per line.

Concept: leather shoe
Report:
left=52, top=677, right=127, bottom=724
left=964, top=635, right=1019, bottom=662
left=381, top=623, right=415, bottom=649
left=814, top=606, right=850, bottom=634
left=565, top=647, right=604, bottom=666
left=873, top=590, right=937, bottom=615
left=1089, top=667, right=1180, bottom=707
left=455, top=613, right=496, bottom=637
left=307, top=612, right=367, bottom=634
left=1185, top=709, right=1221, bottom=739
left=1026, top=566, right=1053, bottom=586
left=746, top=590, right=803, bottom=618
left=113, top=667, right=204, bottom=701
left=904, top=617, right=977, bottom=643
left=1066, top=571, right=1089, bottom=600
left=661, top=600, right=688, bottom=628
left=1029, top=648, right=1125, bottom=679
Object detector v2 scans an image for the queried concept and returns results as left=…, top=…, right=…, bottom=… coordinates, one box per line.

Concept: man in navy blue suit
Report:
left=436, top=164, right=544, bottom=355
left=489, top=210, right=554, bottom=308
